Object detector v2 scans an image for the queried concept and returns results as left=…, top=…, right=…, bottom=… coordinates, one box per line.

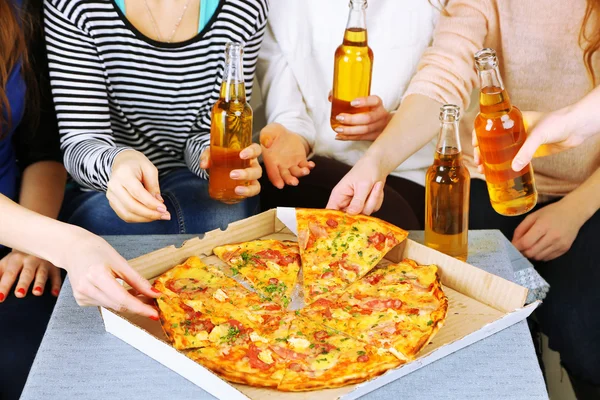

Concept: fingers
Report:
left=335, top=132, right=381, bottom=142
left=289, top=165, right=311, bottom=178
left=32, top=263, right=49, bottom=296
left=362, top=181, right=385, bottom=215
left=113, top=258, right=159, bottom=299
left=521, top=235, right=552, bottom=260
left=0, top=255, right=21, bottom=301
left=200, top=148, right=211, bottom=170
left=240, top=143, right=262, bottom=160
left=512, top=215, right=543, bottom=251
left=350, top=95, right=383, bottom=109
left=279, top=166, right=299, bottom=187
left=108, top=184, right=170, bottom=223
left=513, top=132, right=545, bottom=172
left=264, top=157, right=285, bottom=189
left=94, top=270, right=158, bottom=318
left=230, top=159, right=263, bottom=182
left=138, top=162, right=162, bottom=204
left=347, top=182, right=373, bottom=215
left=298, top=160, right=316, bottom=170
left=124, top=179, right=168, bottom=214
left=14, top=257, right=39, bottom=297
left=235, top=180, right=261, bottom=197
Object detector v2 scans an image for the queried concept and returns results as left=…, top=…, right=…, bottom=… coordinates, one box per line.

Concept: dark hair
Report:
left=580, top=0, right=600, bottom=86
left=0, top=0, right=37, bottom=139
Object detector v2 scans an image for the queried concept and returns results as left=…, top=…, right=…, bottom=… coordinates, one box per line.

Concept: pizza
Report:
left=152, top=209, right=446, bottom=392
left=296, top=208, right=408, bottom=304
left=301, top=259, right=448, bottom=361
left=213, top=240, right=301, bottom=307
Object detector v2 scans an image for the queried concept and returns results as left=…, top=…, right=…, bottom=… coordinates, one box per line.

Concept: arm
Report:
left=44, top=1, right=132, bottom=191
left=0, top=194, right=160, bottom=318
left=328, top=0, right=493, bottom=213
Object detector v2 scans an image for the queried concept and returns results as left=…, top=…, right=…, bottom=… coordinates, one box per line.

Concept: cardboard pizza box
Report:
left=100, top=208, right=539, bottom=400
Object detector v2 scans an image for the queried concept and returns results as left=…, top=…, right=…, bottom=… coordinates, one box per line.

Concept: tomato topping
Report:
left=314, top=330, right=330, bottom=341
left=406, top=308, right=420, bottom=315
left=353, top=292, right=369, bottom=300
left=288, top=362, right=304, bottom=372
left=385, top=232, right=399, bottom=247
left=190, top=319, right=215, bottom=334
left=321, top=271, right=335, bottom=279
left=365, top=274, right=384, bottom=285
left=368, top=232, right=386, bottom=251
left=365, top=299, right=403, bottom=311
left=165, top=279, right=207, bottom=295
left=312, top=299, right=334, bottom=308
left=227, top=319, right=245, bottom=332
left=247, top=344, right=272, bottom=371
left=271, top=345, right=306, bottom=360
left=306, top=234, right=316, bottom=250
left=315, top=343, right=336, bottom=354
left=268, top=278, right=279, bottom=285
left=262, top=303, right=282, bottom=311
left=357, top=355, right=370, bottom=363
left=326, top=218, right=338, bottom=228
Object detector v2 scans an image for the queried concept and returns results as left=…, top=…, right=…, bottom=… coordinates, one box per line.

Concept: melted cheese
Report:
left=184, top=299, right=204, bottom=310
left=310, top=352, right=339, bottom=371
left=389, top=348, right=408, bottom=361
left=208, top=324, right=230, bottom=343
left=249, top=332, right=269, bottom=343
left=266, top=261, right=282, bottom=273
left=194, top=331, right=209, bottom=342
left=288, top=337, right=311, bottom=350
left=258, top=349, right=274, bottom=365
left=331, top=309, right=352, bottom=320
left=213, top=289, right=229, bottom=302
left=244, top=311, right=264, bottom=324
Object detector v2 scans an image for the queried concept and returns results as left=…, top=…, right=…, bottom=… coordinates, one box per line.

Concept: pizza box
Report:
left=100, top=207, right=539, bottom=400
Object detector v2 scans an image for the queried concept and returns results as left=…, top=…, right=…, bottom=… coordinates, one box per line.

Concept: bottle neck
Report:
left=220, top=54, right=246, bottom=102
left=343, top=5, right=368, bottom=46
left=477, top=66, right=512, bottom=116
left=435, top=120, right=462, bottom=161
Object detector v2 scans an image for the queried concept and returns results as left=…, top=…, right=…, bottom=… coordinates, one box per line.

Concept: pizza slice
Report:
left=274, top=316, right=402, bottom=391
left=186, top=312, right=294, bottom=388
left=296, top=209, right=408, bottom=304
left=213, top=240, right=301, bottom=307
left=301, top=259, right=447, bottom=361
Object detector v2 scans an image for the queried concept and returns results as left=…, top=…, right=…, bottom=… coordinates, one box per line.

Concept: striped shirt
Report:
left=44, top=0, right=268, bottom=191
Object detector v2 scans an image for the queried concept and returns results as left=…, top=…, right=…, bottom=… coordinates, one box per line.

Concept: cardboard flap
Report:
left=276, top=207, right=298, bottom=235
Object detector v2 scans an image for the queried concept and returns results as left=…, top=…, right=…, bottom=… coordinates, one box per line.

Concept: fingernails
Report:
left=155, top=193, right=164, bottom=202
left=0, top=293, right=4, bottom=302
left=239, top=151, right=249, bottom=159
left=351, top=100, right=361, bottom=107
left=157, top=205, right=167, bottom=213
left=161, top=213, right=171, bottom=221
left=34, top=286, right=43, bottom=293
left=335, top=127, right=344, bottom=133
left=512, top=159, right=525, bottom=171
left=149, top=315, right=159, bottom=321
left=17, top=288, right=25, bottom=295
left=230, top=171, right=241, bottom=179
left=235, top=187, right=246, bottom=195
left=336, top=115, right=345, bottom=122
left=52, top=289, right=60, bottom=297
left=151, top=287, right=161, bottom=294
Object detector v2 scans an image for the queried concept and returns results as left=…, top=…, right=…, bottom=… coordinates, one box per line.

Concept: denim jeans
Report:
left=60, top=168, right=260, bottom=235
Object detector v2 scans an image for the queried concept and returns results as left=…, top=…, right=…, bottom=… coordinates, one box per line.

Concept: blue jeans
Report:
left=60, top=168, right=260, bottom=235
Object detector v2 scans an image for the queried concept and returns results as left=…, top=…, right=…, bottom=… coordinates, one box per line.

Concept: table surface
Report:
left=21, top=231, right=549, bottom=400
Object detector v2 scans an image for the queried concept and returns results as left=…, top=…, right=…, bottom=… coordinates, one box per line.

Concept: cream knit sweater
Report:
left=405, top=0, right=600, bottom=197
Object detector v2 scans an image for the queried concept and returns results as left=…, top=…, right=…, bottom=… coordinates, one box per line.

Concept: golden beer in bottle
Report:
left=474, top=48, right=537, bottom=216
left=330, top=0, right=373, bottom=131
left=209, top=42, right=253, bottom=204
left=425, top=105, right=470, bottom=261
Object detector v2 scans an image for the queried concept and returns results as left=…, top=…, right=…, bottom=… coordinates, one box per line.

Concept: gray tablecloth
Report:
left=21, top=231, right=549, bottom=400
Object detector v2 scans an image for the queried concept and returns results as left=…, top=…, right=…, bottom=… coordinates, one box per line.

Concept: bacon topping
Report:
left=268, top=278, right=279, bottom=285
left=271, top=345, right=306, bottom=360
left=165, top=279, right=207, bottom=296
left=288, top=362, right=304, bottom=372
left=221, top=248, right=241, bottom=262
left=321, top=271, right=335, bottom=279
left=357, top=355, right=370, bottom=363
left=326, top=218, right=338, bottom=228
left=309, top=221, right=329, bottom=239
left=247, top=344, right=272, bottom=371
left=365, top=274, right=384, bottom=285
left=368, top=232, right=386, bottom=251
left=262, top=303, right=282, bottom=311
left=314, top=330, right=330, bottom=341
left=365, top=299, right=403, bottom=311
left=385, top=232, right=399, bottom=247
left=227, top=319, right=245, bottom=333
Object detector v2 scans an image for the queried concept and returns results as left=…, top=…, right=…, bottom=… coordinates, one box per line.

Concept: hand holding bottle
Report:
left=107, top=150, right=170, bottom=223
left=330, top=93, right=393, bottom=141
left=200, top=144, right=263, bottom=198
left=260, top=123, right=315, bottom=189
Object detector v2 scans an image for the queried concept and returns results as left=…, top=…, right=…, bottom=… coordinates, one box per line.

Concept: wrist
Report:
left=558, top=192, right=598, bottom=228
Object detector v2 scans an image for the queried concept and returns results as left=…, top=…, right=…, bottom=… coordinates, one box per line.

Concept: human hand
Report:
left=260, top=123, right=315, bottom=189
left=330, top=94, right=393, bottom=141
left=0, top=250, right=62, bottom=302
left=108, top=150, right=170, bottom=223
left=200, top=143, right=263, bottom=197
left=60, top=227, right=160, bottom=318
left=326, top=157, right=386, bottom=215
left=512, top=200, right=583, bottom=262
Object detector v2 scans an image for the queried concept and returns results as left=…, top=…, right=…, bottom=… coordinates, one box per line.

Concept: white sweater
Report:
left=257, top=0, right=440, bottom=186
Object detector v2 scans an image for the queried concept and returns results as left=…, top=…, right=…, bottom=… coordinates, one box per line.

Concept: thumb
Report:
left=114, top=258, right=160, bottom=299
left=260, top=131, right=276, bottom=149
left=200, top=148, right=211, bottom=170
left=328, top=90, right=332, bottom=103
left=346, top=182, right=371, bottom=215
left=513, top=130, right=545, bottom=171
left=140, top=160, right=161, bottom=198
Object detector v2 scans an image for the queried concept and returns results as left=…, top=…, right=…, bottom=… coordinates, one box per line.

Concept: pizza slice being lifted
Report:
left=296, top=209, right=408, bottom=304
left=213, top=240, right=301, bottom=307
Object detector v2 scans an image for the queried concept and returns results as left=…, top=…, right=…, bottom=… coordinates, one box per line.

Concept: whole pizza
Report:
left=153, top=209, right=448, bottom=391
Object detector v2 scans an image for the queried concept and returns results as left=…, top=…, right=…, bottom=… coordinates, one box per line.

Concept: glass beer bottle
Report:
left=209, top=42, right=253, bottom=204
left=425, top=105, right=470, bottom=261
left=330, top=0, right=373, bottom=131
left=474, top=48, right=537, bottom=216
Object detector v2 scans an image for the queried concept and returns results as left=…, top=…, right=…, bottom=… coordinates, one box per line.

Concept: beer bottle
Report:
left=474, top=48, right=537, bottom=216
left=209, top=42, right=253, bottom=204
left=425, top=105, right=470, bottom=261
left=330, top=0, right=373, bottom=131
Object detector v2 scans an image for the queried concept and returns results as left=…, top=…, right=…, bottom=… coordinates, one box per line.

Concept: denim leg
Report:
left=160, top=168, right=260, bottom=234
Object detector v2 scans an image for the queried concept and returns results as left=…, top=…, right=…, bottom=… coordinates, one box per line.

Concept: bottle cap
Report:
left=440, top=104, right=461, bottom=122
left=474, top=48, right=498, bottom=71
left=225, top=42, right=244, bottom=59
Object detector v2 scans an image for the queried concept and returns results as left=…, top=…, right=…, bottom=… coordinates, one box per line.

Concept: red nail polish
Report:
left=151, top=287, right=161, bottom=294
left=149, top=315, right=159, bottom=321
left=0, top=293, right=4, bottom=302
left=17, top=288, right=25, bottom=295
left=34, top=286, right=43, bottom=293
left=52, top=289, right=60, bottom=296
